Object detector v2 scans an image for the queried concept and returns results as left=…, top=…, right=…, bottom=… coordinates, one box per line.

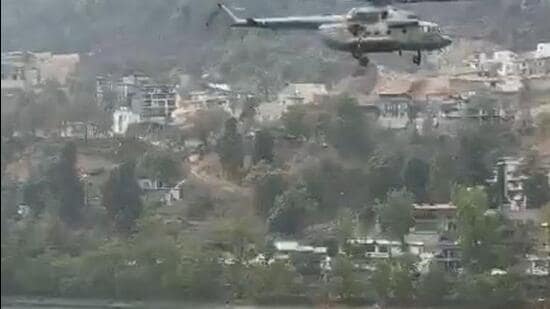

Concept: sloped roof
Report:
left=373, top=75, right=412, bottom=96
left=409, top=76, right=455, bottom=99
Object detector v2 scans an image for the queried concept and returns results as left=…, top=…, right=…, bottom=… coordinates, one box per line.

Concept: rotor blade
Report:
left=362, top=0, right=476, bottom=5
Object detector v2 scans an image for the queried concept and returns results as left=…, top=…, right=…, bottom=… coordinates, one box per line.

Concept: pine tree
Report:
left=102, top=161, right=142, bottom=234
left=217, top=118, right=243, bottom=180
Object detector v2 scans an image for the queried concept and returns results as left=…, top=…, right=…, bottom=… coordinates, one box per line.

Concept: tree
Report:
left=137, top=151, right=182, bottom=185
left=302, top=158, right=371, bottom=218
left=427, top=151, right=456, bottom=203
left=102, top=161, right=143, bottom=234
left=282, top=105, right=312, bottom=139
left=217, top=118, right=244, bottom=180
left=253, top=128, right=274, bottom=163
left=251, top=169, right=285, bottom=218
left=524, top=172, right=550, bottom=209
left=536, top=112, right=550, bottom=139
left=371, top=260, right=392, bottom=302
left=452, top=186, right=511, bottom=271
left=188, top=107, right=229, bottom=146
left=403, top=157, right=430, bottom=202
left=454, top=272, right=523, bottom=307
left=378, top=189, right=414, bottom=244
left=390, top=256, right=416, bottom=304
left=268, top=186, right=318, bottom=235
left=417, top=265, right=451, bottom=305
left=329, top=256, right=367, bottom=301
left=328, top=96, right=372, bottom=157
left=367, top=149, right=404, bottom=200
left=48, top=142, right=85, bottom=225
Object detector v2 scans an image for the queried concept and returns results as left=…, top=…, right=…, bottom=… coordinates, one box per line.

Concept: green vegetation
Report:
left=2, top=2, right=549, bottom=303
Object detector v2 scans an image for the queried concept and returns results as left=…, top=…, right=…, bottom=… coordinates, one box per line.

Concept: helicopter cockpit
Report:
left=420, top=22, right=441, bottom=33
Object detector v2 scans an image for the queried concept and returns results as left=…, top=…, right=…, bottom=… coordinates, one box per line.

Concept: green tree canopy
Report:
left=377, top=189, right=415, bottom=244
left=268, top=185, right=318, bottom=235
left=217, top=118, right=244, bottom=180
left=102, top=161, right=143, bottom=234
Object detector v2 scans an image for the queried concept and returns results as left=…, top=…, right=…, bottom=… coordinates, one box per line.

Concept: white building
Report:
left=165, top=179, right=186, bottom=206
left=112, top=107, right=141, bottom=135
left=471, top=43, right=550, bottom=77
left=346, top=238, right=425, bottom=259
left=535, top=42, right=550, bottom=59
left=487, top=157, right=528, bottom=211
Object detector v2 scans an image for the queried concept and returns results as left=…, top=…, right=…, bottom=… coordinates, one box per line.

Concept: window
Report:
left=378, top=245, right=388, bottom=253
left=386, top=30, right=391, bottom=35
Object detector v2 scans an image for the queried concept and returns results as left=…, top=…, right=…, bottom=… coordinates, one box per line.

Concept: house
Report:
left=1, top=52, right=40, bottom=90
left=137, top=178, right=169, bottom=191
left=274, top=240, right=328, bottom=254
left=131, top=84, right=178, bottom=122
left=277, top=83, right=328, bottom=105
left=59, top=121, right=103, bottom=139
left=525, top=254, right=550, bottom=277
left=1, top=51, right=79, bottom=90
left=412, top=203, right=457, bottom=234
left=256, top=101, right=287, bottom=123
left=487, top=157, right=528, bottom=211
left=470, top=43, right=550, bottom=78
left=112, top=107, right=141, bottom=135
left=433, top=238, right=461, bottom=272
left=345, top=238, right=425, bottom=259
left=165, top=179, right=186, bottom=206
left=178, top=90, right=235, bottom=116
left=17, top=204, right=31, bottom=218
left=376, top=94, right=412, bottom=129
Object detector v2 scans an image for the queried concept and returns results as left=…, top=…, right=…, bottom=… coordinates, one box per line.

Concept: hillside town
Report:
left=2, top=0, right=550, bottom=307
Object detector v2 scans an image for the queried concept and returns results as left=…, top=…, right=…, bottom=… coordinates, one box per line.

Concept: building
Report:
left=131, top=84, right=178, bottom=122
left=137, top=178, right=169, bottom=191
left=112, top=107, right=141, bottom=135
left=470, top=43, right=550, bottom=78
left=256, top=101, right=288, bottom=123
left=345, top=238, right=425, bottom=259
left=1, top=51, right=79, bottom=90
left=376, top=94, right=412, bottom=129
left=535, top=42, right=550, bottom=59
left=179, top=90, right=233, bottom=114
left=433, top=238, right=461, bottom=272
left=96, top=72, right=152, bottom=108
left=277, top=83, right=328, bottom=105
left=58, top=121, right=102, bottom=139
left=165, top=179, right=186, bottom=206
left=487, top=157, right=528, bottom=211
left=412, top=203, right=457, bottom=234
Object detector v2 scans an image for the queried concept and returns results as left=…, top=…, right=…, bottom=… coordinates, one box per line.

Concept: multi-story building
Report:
left=131, top=84, right=177, bottom=122
left=471, top=43, right=550, bottom=78
left=487, top=157, right=528, bottom=211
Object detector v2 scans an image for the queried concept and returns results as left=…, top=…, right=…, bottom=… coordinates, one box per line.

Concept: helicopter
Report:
left=211, top=0, right=461, bottom=67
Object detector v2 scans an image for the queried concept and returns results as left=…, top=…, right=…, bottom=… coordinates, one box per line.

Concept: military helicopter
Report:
left=212, top=0, right=459, bottom=67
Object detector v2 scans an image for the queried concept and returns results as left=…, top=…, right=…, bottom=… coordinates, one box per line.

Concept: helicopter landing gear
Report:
left=352, top=51, right=370, bottom=67
left=412, top=50, right=421, bottom=65
left=358, top=56, right=370, bottom=67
